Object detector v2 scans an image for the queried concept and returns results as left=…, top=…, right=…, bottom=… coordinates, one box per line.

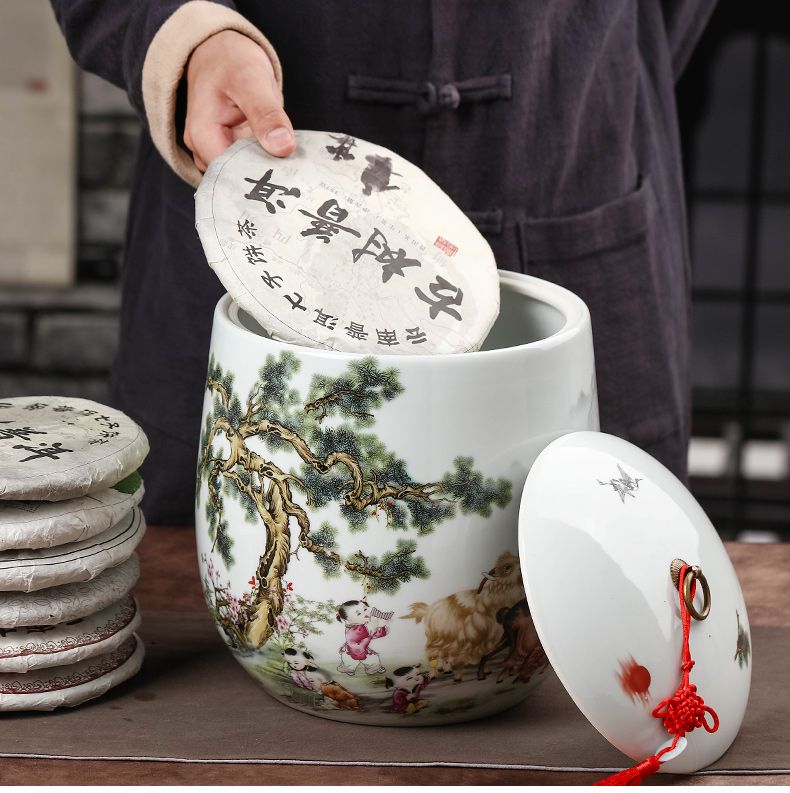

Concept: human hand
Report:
left=184, top=29, right=296, bottom=172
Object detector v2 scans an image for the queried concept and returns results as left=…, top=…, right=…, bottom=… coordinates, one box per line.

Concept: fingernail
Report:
left=265, top=126, right=294, bottom=149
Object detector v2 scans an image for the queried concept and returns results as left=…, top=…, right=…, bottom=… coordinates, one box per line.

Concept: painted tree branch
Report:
left=206, top=460, right=226, bottom=554
left=282, top=488, right=341, bottom=567
left=304, top=389, right=373, bottom=423
left=346, top=479, right=448, bottom=510
left=245, top=384, right=266, bottom=423
left=234, top=415, right=447, bottom=511
left=207, top=378, right=229, bottom=408
left=345, top=548, right=416, bottom=580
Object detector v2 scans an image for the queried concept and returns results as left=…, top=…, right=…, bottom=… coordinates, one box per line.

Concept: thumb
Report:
left=233, top=77, right=297, bottom=157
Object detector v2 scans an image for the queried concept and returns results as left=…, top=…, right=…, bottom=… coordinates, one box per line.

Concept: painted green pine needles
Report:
left=197, top=352, right=513, bottom=648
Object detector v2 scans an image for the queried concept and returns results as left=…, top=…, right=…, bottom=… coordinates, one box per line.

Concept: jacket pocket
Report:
left=520, top=178, right=652, bottom=263
left=519, top=176, right=689, bottom=454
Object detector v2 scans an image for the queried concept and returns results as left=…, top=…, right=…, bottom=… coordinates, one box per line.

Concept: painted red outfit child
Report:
left=336, top=599, right=390, bottom=675
left=386, top=664, right=434, bottom=715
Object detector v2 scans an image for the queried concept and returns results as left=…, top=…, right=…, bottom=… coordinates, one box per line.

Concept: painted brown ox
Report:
left=400, top=550, right=524, bottom=682
left=475, top=598, right=548, bottom=683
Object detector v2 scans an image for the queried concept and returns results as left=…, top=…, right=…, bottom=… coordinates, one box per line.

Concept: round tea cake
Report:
left=0, top=553, right=139, bottom=628
left=0, top=507, right=146, bottom=592
left=195, top=131, right=499, bottom=355
left=0, top=633, right=144, bottom=711
left=0, top=471, right=144, bottom=550
left=0, top=397, right=149, bottom=501
left=0, top=594, right=140, bottom=672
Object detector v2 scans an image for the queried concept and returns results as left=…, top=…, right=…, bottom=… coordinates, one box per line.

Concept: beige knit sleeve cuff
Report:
left=141, top=0, right=283, bottom=188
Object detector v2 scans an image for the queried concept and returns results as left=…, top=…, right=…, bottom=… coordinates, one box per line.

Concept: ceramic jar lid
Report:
left=0, top=471, right=144, bottom=550
left=0, top=397, right=149, bottom=501
left=518, top=432, right=751, bottom=775
left=0, top=553, right=139, bottom=629
left=0, top=633, right=144, bottom=711
left=0, top=506, right=146, bottom=593
left=0, top=594, right=140, bottom=672
left=196, top=131, right=500, bottom=355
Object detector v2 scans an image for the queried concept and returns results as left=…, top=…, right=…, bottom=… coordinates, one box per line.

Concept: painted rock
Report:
left=0, top=471, right=144, bottom=550
left=195, top=131, right=499, bottom=355
left=0, top=594, right=140, bottom=672
left=0, top=397, right=149, bottom=501
left=0, top=553, right=139, bottom=629
left=0, top=507, right=146, bottom=592
left=0, top=633, right=144, bottom=711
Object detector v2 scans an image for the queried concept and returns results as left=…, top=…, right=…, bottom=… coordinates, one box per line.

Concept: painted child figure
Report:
left=283, top=647, right=317, bottom=689
left=386, top=662, right=436, bottom=715
left=306, top=667, right=365, bottom=712
left=336, top=599, right=391, bottom=675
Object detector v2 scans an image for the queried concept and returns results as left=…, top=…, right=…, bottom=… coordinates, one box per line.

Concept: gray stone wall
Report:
left=0, top=72, right=138, bottom=404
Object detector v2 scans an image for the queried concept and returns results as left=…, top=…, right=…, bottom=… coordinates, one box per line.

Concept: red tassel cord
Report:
left=595, top=755, right=661, bottom=787
left=595, top=565, right=719, bottom=786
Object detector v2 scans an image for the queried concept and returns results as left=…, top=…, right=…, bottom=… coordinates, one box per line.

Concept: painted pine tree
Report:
left=197, top=351, right=511, bottom=648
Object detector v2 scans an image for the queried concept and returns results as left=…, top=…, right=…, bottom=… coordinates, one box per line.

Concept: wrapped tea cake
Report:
left=0, top=397, right=149, bottom=501
left=0, top=594, right=140, bottom=673
left=0, top=396, right=149, bottom=711
left=0, top=553, right=140, bottom=629
left=0, top=507, right=146, bottom=592
left=0, top=633, right=144, bottom=711
left=196, top=131, right=499, bottom=355
left=0, top=471, right=144, bottom=550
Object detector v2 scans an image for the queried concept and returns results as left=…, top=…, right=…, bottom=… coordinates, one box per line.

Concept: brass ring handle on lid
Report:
left=670, top=558, right=711, bottom=621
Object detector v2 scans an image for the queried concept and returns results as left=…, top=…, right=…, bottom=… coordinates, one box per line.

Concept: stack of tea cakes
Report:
left=0, top=397, right=149, bottom=710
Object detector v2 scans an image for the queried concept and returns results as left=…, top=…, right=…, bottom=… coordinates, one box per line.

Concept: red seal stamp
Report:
left=434, top=236, right=458, bottom=257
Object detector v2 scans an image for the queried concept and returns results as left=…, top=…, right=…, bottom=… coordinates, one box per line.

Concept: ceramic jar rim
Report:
left=217, top=269, right=590, bottom=362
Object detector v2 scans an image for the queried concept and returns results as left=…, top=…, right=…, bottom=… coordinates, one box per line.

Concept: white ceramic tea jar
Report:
left=195, top=270, right=598, bottom=725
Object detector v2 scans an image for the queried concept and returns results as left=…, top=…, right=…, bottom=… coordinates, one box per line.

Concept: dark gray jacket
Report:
left=51, top=0, right=716, bottom=523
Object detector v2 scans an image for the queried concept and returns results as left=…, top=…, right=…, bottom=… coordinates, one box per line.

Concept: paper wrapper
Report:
left=0, top=633, right=144, bottom=711
left=0, top=471, right=144, bottom=550
left=0, top=397, right=149, bottom=502
left=0, top=594, right=140, bottom=673
left=0, top=507, right=146, bottom=592
left=0, top=553, right=139, bottom=628
left=196, top=131, right=500, bottom=355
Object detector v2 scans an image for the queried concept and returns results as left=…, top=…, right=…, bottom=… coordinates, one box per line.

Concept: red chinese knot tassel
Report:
left=595, top=755, right=660, bottom=786
left=595, top=564, right=719, bottom=786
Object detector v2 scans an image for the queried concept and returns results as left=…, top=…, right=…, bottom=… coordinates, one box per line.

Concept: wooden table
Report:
left=1, top=528, right=788, bottom=786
